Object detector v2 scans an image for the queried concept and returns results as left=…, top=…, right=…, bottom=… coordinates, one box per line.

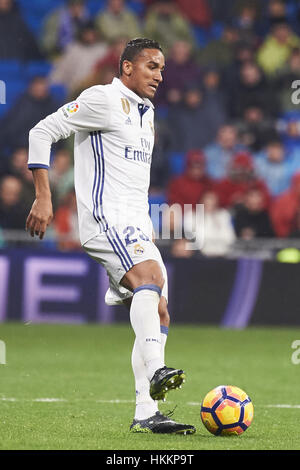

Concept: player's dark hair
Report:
left=119, top=38, right=163, bottom=76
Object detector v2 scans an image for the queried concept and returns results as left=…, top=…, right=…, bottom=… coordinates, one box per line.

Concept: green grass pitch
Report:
left=0, top=323, right=300, bottom=450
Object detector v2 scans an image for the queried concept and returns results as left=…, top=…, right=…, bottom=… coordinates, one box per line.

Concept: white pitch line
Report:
left=32, top=398, right=67, bottom=403
left=264, top=404, right=300, bottom=409
left=1, top=397, right=300, bottom=409
left=0, top=397, right=66, bottom=403
left=96, top=399, right=134, bottom=404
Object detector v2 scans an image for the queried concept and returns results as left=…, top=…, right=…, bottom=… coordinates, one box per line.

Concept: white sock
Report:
left=160, top=326, right=168, bottom=365
left=132, top=339, right=158, bottom=420
left=130, top=286, right=164, bottom=380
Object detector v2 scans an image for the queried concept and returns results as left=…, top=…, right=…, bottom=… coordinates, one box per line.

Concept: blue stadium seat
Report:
left=127, top=0, right=145, bottom=16
left=149, top=192, right=166, bottom=206
left=149, top=191, right=167, bottom=235
left=169, top=152, right=185, bottom=176
left=25, top=61, right=53, bottom=80
left=49, top=84, right=68, bottom=105
left=192, top=22, right=224, bottom=47
left=0, top=60, right=23, bottom=80
left=16, top=0, right=64, bottom=36
left=87, top=0, right=106, bottom=15
left=0, top=78, right=28, bottom=118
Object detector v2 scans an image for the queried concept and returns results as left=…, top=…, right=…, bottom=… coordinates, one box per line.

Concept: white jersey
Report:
left=28, top=78, right=155, bottom=245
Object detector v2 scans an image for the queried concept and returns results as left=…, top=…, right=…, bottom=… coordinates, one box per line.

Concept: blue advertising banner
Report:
left=0, top=248, right=112, bottom=324
left=1, top=248, right=300, bottom=326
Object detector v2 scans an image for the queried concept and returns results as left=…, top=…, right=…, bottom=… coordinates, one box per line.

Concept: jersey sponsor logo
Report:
left=121, top=98, right=130, bottom=115
left=125, top=146, right=151, bottom=164
left=134, top=243, right=145, bottom=255
left=125, top=117, right=132, bottom=125
left=63, top=101, right=80, bottom=117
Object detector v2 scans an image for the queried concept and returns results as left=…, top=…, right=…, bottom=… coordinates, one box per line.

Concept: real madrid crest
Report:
left=121, top=98, right=130, bottom=115
left=134, top=244, right=145, bottom=255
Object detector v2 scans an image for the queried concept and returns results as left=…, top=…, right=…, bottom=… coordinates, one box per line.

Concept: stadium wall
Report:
left=0, top=249, right=299, bottom=326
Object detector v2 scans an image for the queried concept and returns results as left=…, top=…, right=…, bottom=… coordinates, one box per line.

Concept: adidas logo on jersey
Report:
left=125, top=117, right=132, bottom=125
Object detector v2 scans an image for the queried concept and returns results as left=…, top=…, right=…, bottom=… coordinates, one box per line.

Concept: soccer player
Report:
left=26, top=38, right=195, bottom=435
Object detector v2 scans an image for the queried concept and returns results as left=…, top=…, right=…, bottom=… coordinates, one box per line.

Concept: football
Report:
left=200, top=385, right=254, bottom=436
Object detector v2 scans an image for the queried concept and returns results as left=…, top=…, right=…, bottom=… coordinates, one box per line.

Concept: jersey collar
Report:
left=112, top=77, right=154, bottom=109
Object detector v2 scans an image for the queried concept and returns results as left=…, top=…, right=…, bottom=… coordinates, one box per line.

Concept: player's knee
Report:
left=122, top=260, right=165, bottom=292
left=135, top=265, right=165, bottom=291
left=148, top=271, right=165, bottom=290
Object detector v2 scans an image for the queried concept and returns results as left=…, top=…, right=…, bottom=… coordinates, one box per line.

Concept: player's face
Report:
left=127, top=49, right=165, bottom=100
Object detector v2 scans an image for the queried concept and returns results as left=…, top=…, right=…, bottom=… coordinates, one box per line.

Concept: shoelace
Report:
left=165, top=405, right=178, bottom=418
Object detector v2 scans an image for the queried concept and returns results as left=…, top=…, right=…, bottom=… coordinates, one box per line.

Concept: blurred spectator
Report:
left=170, top=238, right=193, bottom=258
left=254, top=140, right=293, bottom=196
left=175, top=0, right=212, bottom=29
left=257, top=0, right=292, bottom=37
left=6, top=148, right=34, bottom=208
left=0, top=175, right=28, bottom=229
left=270, top=171, right=300, bottom=237
left=229, top=61, right=278, bottom=119
left=237, top=105, right=278, bottom=152
left=197, top=23, right=240, bottom=68
left=54, top=190, right=80, bottom=251
left=155, top=40, right=202, bottom=106
left=42, top=0, right=90, bottom=58
left=209, top=0, right=232, bottom=23
left=234, top=187, right=275, bottom=239
left=167, top=150, right=213, bottom=209
left=184, top=190, right=236, bottom=256
left=76, top=37, right=128, bottom=93
left=144, top=0, right=194, bottom=55
left=215, top=151, right=270, bottom=208
left=276, top=110, right=300, bottom=153
left=257, top=21, right=300, bottom=76
left=0, top=77, right=58, bottom=154
left=202, top=66, right=228, bottom=113
left=230, top=3, right=260, bottom=47
left=168, top=83, right=227, bottom=152
left=204, top=124, right=244, bottom=180
left=209, top=0, right=263, bottom=24
left=49, top=149, right=74, bottom=209
left=50, top=21, right=108, bottom=97
left=0, top=0, right=43, bottom=60
left=95, top=0, right=140, bottom=43
left=223, top=41, right=256, bottom=93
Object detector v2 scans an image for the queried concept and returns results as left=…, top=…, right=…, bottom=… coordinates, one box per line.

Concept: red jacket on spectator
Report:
left=270, top=172, right=300, bottom=238
left=215, top=152, right=271, bottom=209
left=167, top=150, right=213, bottom=209
left=176, top=0, right=212, bottom=28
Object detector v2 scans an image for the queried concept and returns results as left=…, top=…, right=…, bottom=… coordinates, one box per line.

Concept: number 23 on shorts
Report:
left=123, top=226, right=150, bottom=246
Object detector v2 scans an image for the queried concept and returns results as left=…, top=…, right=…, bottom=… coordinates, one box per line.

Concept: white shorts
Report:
left=83, top=225, right=168, bottom=306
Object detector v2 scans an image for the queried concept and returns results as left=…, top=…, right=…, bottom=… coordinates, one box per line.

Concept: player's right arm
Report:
left=26, top=168, right=53, bottom=239
left=26, top=86, right=109, bottom=239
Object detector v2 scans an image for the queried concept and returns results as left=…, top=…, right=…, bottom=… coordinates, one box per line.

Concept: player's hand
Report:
left=25, top=197, right=53, bottom=240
